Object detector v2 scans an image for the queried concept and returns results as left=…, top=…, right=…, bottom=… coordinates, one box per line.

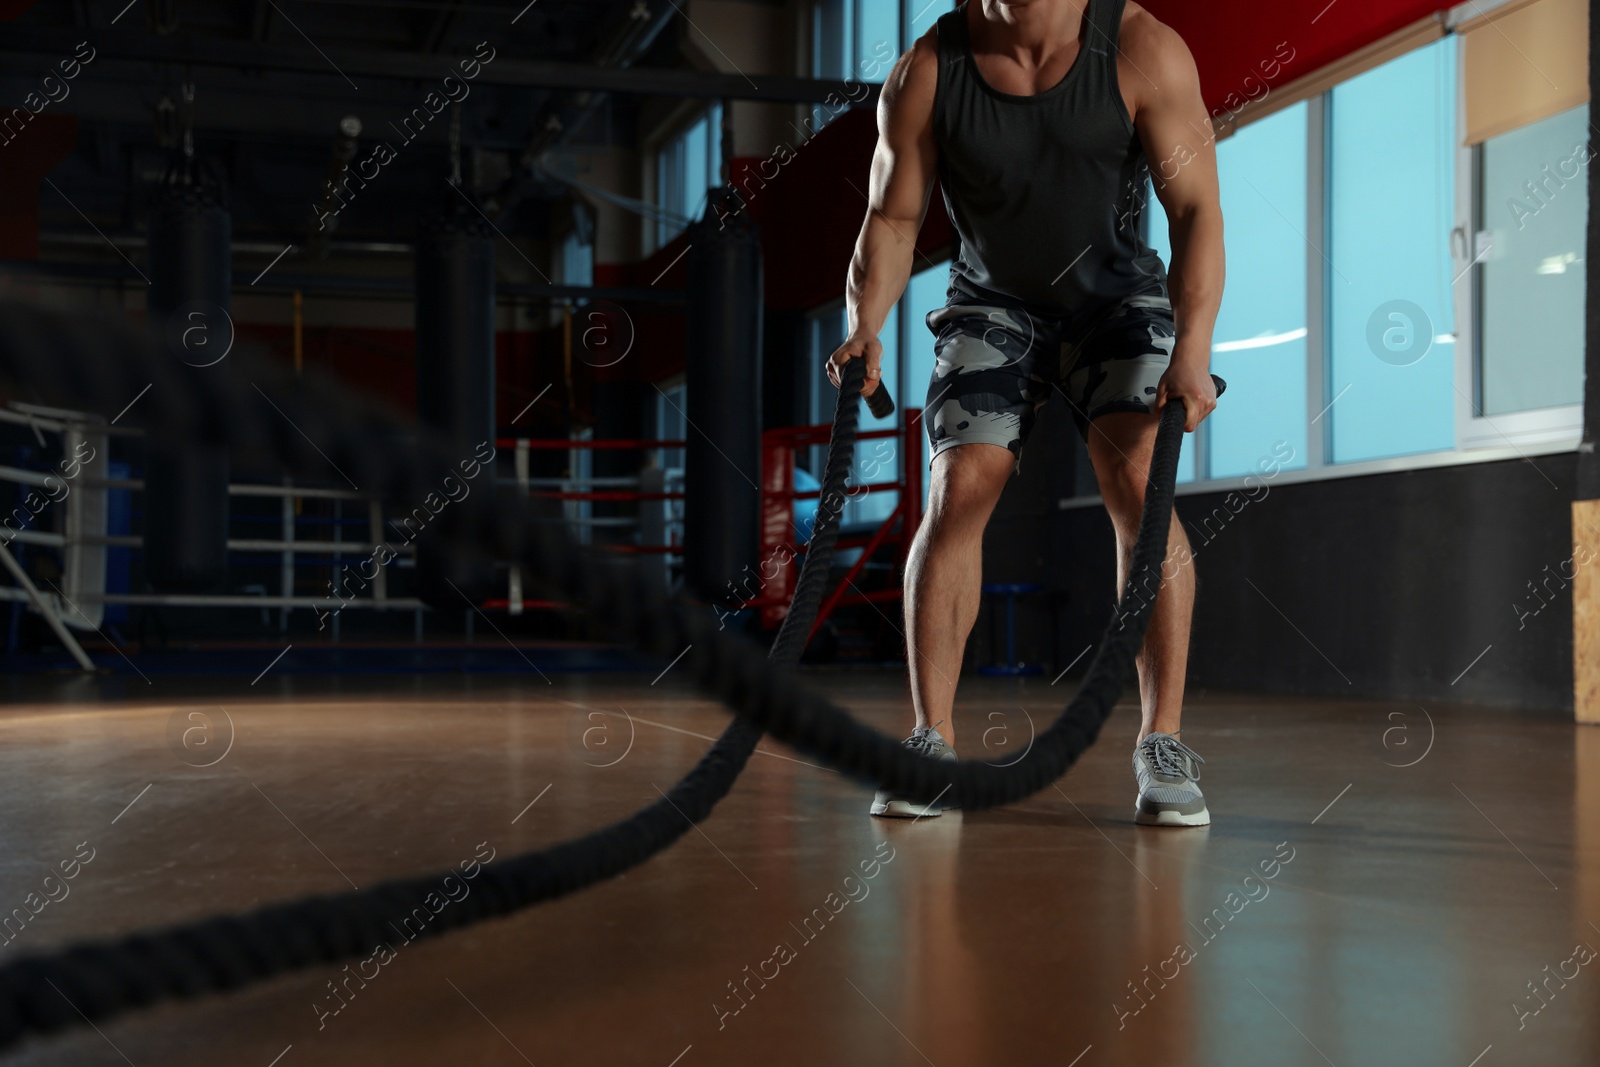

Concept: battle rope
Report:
left=0, top=298, right=1208, bottom=1052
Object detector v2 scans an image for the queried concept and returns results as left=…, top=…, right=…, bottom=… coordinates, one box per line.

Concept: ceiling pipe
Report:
left=487, top=0, right=678, bottom=219
left=40, top=231, right=411, bottom=256
left=2, top=257, right=687, bottom=303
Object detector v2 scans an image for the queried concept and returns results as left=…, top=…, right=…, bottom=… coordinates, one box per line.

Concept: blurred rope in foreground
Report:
left=0, top=299, right=1196, bottom=1052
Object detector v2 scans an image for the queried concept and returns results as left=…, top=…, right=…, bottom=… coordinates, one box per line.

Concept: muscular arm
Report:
left=1124, top=9, right=1224, bottom=431
left=826, top=33, right=939, bottom=398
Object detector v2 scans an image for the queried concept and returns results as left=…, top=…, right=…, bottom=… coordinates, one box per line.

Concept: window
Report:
left=811, top=1, right=907, bottom=132
left=1207, top=103, right=1310, bottom=479
left=652, top=104, right=722, bottom=250
left=1124, top=22, right=1579, bottom=504
left=1477, top=105, right=1587, bottom=416
left=814, top=0, right=911, bottom=79
left=813, top=0, right=850, bottom=81
left=558, top=229, right=592, bottom=287
left=903, top=0, right=955, bottom=48
left=1327, top=38, right=1457, bottom=463
left=849, top=6, right=1586, bottom=515
left=1149, top=102, right=1310, bottom=482
left=655, top=382, right=687, bottom=477
left=860, top=0, right=898, bottom=65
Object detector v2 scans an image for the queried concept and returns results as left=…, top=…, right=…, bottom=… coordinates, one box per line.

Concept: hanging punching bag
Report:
left=412, top=194, right=498, bottom=608
left=143, top=168, right=232, bottom=592
left=683, top=188, right=763, bottom=604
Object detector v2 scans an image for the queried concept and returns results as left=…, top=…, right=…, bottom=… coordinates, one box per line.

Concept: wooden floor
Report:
left=0, top=673, right=1596, bottom=1066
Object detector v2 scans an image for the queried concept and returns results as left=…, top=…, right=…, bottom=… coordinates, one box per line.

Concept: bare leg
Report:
left=904, top=443, right=1016, bottom=748
left=1087, top=413, right=1195, bottom=743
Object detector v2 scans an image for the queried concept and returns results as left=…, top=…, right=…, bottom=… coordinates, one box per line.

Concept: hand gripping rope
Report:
left=0, top=298, right=1216, bottom=1052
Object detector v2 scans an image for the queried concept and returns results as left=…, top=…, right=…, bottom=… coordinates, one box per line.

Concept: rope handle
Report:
left=864, top=383, right=895, bottom=419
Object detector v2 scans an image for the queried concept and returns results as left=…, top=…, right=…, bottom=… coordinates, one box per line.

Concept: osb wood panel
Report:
left=1575, top=499, right=1600, bottom=724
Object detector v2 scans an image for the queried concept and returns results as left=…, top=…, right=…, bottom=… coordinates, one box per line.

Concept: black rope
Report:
left=0, top=299, right=1200, bottom=1052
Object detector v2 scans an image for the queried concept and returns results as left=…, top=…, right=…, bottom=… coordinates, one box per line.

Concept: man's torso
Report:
left=931, top=0, right=1167, bottom=328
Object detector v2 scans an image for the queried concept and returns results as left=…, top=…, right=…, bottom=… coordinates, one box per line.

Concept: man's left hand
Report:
left=1156, top=361, right=1217, bottom=433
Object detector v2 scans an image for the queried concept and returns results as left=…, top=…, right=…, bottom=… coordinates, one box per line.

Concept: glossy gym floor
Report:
left=2, top=674, right=1594, bottom=1067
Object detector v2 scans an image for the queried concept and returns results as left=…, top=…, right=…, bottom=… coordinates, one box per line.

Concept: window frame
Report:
left=807, top=1, right=947, bottom=81
left=807, top=0, right=910, bottom=135
left=792, top=1, right=1583, bottom=510
left=644, top=102, right=723, bottom=255
left=1097, top=23, right=1584, bottom=510
left=1453, top=90, right=1586, bottom=451
left=811, top=0, right=853, bottom=79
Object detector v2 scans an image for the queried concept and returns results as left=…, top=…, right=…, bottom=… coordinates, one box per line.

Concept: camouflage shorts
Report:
left=923, top=291, right=1175, bottom=464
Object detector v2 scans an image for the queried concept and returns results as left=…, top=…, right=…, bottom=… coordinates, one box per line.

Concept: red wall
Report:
left=1, top=115, right=78, bottom=261
left=1147, top=0, right=1451, bottom=110
left=741, top=116, right=956, bottom=313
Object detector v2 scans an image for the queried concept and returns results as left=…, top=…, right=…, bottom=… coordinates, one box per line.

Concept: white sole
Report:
left=870, top=798, right=943, bottom=818
left=1134, top=804, right=1211, bottom=827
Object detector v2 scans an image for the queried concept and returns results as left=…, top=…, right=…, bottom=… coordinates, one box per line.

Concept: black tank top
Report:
left=932, top=0, right=1167, bottom=322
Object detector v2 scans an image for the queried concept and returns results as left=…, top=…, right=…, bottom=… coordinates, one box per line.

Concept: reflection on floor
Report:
left=0, top=673, right=1594, bottom=1066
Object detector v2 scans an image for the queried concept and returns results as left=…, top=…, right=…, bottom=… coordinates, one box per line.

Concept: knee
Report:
left=926, top=448, right=1011, bottom=524
left=1098, top=458, right=1150, bottom=524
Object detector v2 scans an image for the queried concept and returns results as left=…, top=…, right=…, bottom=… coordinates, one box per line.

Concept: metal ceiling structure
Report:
left=2, top=0, right=867, bottom=266
left=0, top=24, right=862, bottom=104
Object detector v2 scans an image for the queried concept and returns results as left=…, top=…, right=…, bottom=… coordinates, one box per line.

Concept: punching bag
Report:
left=683, top=188, right=763, bottom=603
left=143, top=170, right=232, bottom=592
left=412, top=194, right=498, bottom=607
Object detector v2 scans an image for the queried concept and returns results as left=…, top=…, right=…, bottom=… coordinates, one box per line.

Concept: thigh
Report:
left=1058, top=295, right=1175, bottom=437
left=923, top=301, right=1055, bottom=466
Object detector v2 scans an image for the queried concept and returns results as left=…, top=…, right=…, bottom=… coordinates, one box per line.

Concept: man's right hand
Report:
left=826, top=333, right=883, bottom=396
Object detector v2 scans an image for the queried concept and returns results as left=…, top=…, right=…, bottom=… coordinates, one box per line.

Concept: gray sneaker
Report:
left=1133, top=732, right=1210, bottom=827
left=870, top=726, right=957, bottom=818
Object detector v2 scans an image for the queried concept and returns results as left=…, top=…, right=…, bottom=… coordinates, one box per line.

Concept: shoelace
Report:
left=903, top=723, right=946, bottom=757
left=1142, top=733, right=1205, bottom=781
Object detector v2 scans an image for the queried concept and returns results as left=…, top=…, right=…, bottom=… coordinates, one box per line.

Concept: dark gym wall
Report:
left=981, top=420, right=1579, bottom=713
left=1171, top=453, right=1577, bottom=710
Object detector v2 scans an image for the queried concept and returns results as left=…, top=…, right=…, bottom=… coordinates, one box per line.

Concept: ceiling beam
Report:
left=0, top=257, right=687, bottom=303
left=0, top=26, right=881, bottom=106
left=0, top=72, right=517, bottom=145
